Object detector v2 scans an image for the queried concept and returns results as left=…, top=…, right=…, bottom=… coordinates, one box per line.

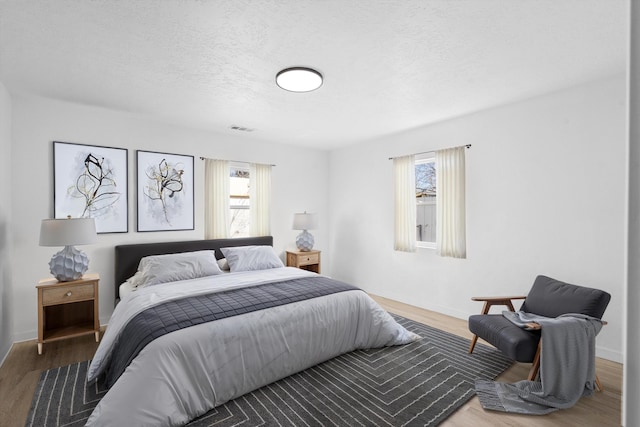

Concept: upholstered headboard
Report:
left=114, top=236, right=274, bottom=302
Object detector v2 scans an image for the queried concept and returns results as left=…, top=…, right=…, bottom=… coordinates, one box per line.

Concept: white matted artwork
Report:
left=53, top=141, right=128, bottom=234
left=136, top=150, right=194, bottom=232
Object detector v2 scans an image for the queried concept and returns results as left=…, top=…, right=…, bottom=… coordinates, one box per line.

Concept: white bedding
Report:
left=87, top=267, right=419, bottom=426
left=117, top=281, right=134, bottom=299
left=117, top=267, right=230, bottom=308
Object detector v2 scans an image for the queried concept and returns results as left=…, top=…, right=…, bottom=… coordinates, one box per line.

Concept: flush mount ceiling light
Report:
left=276, top=67, right=323, bottom=92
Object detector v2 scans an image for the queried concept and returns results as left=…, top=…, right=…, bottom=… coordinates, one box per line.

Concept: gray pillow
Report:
left=127, top=250, right=222, bottom=288
left=220, top=246, right=284, bottom=272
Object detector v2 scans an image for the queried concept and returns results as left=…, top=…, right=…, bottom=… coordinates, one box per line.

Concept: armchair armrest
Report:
left=471, top=295, right=527, bottom=314
left=525, top=319, right=608, bottom=330
left=471, top=296, right=527, bottom=302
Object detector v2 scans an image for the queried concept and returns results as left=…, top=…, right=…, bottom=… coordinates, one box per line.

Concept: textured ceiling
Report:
left=0, top=0, right=629, bottom=150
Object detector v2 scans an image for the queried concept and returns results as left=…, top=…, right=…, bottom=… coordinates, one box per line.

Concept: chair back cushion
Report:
left=520, top=275, right=610, bottom=319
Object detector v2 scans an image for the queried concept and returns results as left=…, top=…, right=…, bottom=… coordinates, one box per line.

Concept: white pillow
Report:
left=127, top=250, right=223, bottom=288
left=220, top=245, right=284, bottom=272
left=217, top=257, right=230, bottom=271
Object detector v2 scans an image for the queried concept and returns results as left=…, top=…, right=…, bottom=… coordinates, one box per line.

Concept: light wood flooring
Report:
left=0, top=296, right=622, bottom=427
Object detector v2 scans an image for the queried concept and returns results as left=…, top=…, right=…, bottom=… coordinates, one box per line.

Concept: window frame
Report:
left=229, top=162, right=251, bottom=238
left=415, top=153, right=436, bottom=249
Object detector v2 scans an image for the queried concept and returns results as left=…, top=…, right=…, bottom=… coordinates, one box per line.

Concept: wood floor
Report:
left=0, top=296, right=622, bottom=427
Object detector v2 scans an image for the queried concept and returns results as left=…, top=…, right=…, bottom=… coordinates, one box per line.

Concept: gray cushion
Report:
left=469, top=314, right=540, bottom=362
left=520, top=275, right=611, bottom=319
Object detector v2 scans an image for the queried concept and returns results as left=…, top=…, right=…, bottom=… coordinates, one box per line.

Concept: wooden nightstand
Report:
left=286, top=250, right=321, bottom=274
left=36, top=273, right=100, bottom=355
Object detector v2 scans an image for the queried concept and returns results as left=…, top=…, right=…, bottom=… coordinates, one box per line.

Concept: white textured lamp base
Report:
left=296, top=230, right=315, bottom=251
left=49, top=245, right=89, bottom=282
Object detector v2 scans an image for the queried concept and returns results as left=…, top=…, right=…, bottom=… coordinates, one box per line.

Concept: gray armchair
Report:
left=468, top=275, right=610, bottom=383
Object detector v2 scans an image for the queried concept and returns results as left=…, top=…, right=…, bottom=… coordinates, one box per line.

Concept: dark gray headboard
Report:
left=114, top=236, right=274, bottom=302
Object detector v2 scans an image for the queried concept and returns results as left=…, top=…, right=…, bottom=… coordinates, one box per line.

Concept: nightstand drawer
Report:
left=298, top=253, right=319, bottom=265
left=42, top=283, right=95, bottom=305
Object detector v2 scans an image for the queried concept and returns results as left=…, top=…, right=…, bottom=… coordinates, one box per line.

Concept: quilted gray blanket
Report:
left=475, top=311, right=603, bottom=415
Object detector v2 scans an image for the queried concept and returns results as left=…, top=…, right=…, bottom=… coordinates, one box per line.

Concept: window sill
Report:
left=416, top=241, right=436, bottom=250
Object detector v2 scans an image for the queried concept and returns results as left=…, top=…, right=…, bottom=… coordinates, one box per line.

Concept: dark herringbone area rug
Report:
left=25, top=315, right=512, bottom=426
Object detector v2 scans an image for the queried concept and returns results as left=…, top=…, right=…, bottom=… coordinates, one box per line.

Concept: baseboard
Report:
left=427, top=304, right=469, bottom=321
left=596, top=346, right=623, bottom=364
left=0, top=340, right=13, bottom=369
left=375, top=292, right=469, bottom=321
left=12, top=329, right=36, bottom=343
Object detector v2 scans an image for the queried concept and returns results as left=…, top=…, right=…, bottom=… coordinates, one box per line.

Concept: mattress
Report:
left=117, top=281, right=134, bottom=300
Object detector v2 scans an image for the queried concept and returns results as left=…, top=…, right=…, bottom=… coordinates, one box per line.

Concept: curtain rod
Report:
left=388, top=144, right=471, bottom=160
left=199, top=157, right=276, bottom=167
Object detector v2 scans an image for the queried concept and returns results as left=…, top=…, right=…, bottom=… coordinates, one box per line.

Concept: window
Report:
left=204, top=159, right=271, bottom=239
left=393, top=146, right=466, bottom=256
left=415, top=153, right=436, bottom=248
left=229, top=163, right=250, bottom=238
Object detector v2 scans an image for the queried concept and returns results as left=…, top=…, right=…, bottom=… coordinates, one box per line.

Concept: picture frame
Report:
left=53, top=141, right=129, bottom=234
left=136, top=150, right=194, bottom=232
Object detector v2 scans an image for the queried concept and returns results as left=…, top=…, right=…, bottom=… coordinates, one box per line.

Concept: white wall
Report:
left=0, top=81, right=13, bottom=363
left=10, top=94, right=329, bottom=341
left=329, top=75, right=627, bottom=362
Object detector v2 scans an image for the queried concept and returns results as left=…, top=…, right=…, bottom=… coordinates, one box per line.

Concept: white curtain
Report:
left=250, top=163, right=271, bottom=236
left=204, top=159, right=230, bottom=239
left=394, top=155, right=417, bottom=252
left=436, top=146, right=466, bottom=258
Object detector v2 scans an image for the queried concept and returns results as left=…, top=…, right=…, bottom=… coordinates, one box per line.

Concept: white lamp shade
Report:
left=292, top=212, right=318, bottom=230
left=39, top=218, right=97, bottom=247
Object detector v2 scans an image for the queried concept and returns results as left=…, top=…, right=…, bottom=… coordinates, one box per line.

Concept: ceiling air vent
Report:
left=230, top=125, right=254, bottom=132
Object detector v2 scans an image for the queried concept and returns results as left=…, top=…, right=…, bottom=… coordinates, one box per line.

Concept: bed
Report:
left=86, top=236, right=419, bottom=426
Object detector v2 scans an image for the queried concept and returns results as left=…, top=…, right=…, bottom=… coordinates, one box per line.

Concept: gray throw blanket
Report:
left=475, top=311, right=603, bottom=415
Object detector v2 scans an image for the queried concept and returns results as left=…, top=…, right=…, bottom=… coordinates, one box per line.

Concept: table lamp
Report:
left=293, top=212, right=318, bottom=251
left=39, top=217, right=97, bottom=282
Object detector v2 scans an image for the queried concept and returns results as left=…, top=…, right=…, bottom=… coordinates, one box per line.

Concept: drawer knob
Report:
left=66, top=291, right=72, bottom=297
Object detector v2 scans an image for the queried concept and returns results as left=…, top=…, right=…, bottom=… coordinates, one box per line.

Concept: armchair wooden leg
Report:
left=528, top=342, right=542, bottom=381
left=595, top=374, right=604, bottom=392
left=468, top=335, right=479, bottom=354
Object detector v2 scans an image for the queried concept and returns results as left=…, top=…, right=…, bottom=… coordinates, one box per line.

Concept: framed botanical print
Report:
left=53, top=141, right=128, bottom=233
left=136, top=150, right=194, bottom=232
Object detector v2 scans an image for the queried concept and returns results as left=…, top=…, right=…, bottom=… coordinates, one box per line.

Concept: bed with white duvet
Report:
left=86, top=237, right=419, bottom=426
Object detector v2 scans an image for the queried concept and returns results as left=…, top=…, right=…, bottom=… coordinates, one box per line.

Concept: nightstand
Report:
left=36, top=273, right=100, bottom=354
left=286, top=250, right=321, bottom=274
